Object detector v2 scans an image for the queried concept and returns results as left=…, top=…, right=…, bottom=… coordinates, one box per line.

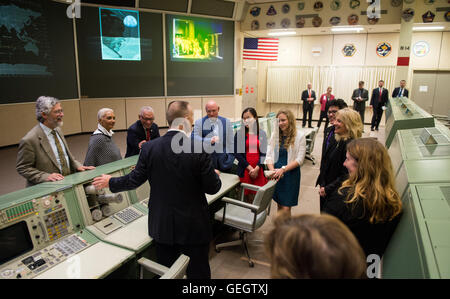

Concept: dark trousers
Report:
left=316, top=111, right=329, bottom=130
left=355, top=107, right=365, bottom=124
left=302, top=104, right=314, bottom=127
left=371, top=106, right=383, bottom=130
left=155, top=241, right=211, bottom=279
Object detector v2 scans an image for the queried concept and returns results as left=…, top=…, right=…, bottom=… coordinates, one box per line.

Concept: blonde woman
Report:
left=265, top=213, right=367, bottom=279
left=323, top=138, right=403, bottom=257
left=316, top=108, right=363, bottom=210
left=265, top=109, right=306, bottom=216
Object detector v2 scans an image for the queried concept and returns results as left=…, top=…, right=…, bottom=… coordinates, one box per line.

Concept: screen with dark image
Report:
left=166, top=14, right=234, bottom=96
left=0, top=0, right=78, bottom=104
left=76, top=6, right=164, bottom=98
left=0, top=221, right=33, bottom=265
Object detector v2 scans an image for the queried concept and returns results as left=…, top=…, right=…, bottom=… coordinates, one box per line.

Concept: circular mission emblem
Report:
left=413, top=41, right=430, bottom=57
left=342, top=44, right=356, bottom=57
left=376, top=42, right=392, bottom=57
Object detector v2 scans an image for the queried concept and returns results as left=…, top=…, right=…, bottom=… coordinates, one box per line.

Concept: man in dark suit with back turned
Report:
left=370, top=80, right=389, bottom=131
left=301, top=83, right=316, bottom=128
left=351, top=81, right=369, bottom=125
left=93, top=101, right=221, bottom=279
left=392, top=80, right=409, bottom=98
left=125, top=106, right=160, bottom=158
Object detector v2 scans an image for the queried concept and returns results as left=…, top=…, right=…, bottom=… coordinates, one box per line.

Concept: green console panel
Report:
left=383, top=183, right=450, bottom=278
left=385, top=97, right=435, bottom=149
left=389, top=122, right=450, bottom=177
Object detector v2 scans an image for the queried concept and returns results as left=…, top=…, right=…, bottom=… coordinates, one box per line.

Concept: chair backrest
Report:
left=307, top=127, right=318, bottom=152
left=252, top=180, right=277, bottom=214
left=161, top=254, right=190, bottom=279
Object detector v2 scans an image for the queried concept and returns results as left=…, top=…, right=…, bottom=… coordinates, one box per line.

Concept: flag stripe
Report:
left=243, top=37, right=279, bottom=61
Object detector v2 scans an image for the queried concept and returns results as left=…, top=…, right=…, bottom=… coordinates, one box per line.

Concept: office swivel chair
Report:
left=305, top=127, right=319, bottom=165
left=138, top=254, right=190, bottom=279
left=214, top=180, right=277, bottom=267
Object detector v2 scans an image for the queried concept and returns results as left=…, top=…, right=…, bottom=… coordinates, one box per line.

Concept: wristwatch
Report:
left=282, top=166, right=286, bottom=171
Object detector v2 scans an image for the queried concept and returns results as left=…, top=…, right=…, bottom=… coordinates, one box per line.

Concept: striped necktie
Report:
left=51, top=130, right=70, bottom=176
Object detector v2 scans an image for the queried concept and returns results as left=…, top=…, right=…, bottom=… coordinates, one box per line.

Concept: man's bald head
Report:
left=205, top=100, right=219, bottom=119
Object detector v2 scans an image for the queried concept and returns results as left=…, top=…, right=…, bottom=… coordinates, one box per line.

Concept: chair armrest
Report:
left=138, top=257, right=169, bottom=276
left=222, top=197, right=259, bottom=212
left=240, top=183, right=261, bottom=192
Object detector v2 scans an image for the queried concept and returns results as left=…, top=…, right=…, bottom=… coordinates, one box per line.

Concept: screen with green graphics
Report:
left=170, top=16, right=223, bottom=62
left=166, top=14, right=234, bottom=96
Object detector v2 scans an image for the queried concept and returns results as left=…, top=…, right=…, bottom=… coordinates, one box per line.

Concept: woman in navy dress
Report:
left=265, top=109, right=306, bottom=216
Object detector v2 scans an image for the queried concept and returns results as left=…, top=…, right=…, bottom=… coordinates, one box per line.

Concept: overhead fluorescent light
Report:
left=268, top=31, right=296, bottom=36
left=331, top=26, right=364, bottom=32
left=413, top=26, right=445, bottom=31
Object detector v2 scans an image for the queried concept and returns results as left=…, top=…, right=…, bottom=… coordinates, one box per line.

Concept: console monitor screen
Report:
left=0, top=221, right=33, bottom=265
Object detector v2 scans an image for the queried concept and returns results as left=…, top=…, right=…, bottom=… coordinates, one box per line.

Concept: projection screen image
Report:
left=171, top=17, right=223, bottom=62
left=99, top=8, right=141, bottom=61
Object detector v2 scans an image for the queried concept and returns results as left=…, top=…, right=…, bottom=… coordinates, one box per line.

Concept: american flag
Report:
left=243, top=38, right=279, bottom=61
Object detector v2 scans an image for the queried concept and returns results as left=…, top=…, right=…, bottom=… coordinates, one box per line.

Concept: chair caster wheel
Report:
left=249, top=261, right=254, bottom=267
left=215, top=248, right=221, bottom=253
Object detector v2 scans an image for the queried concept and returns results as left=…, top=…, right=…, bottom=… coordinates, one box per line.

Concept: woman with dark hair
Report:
left=323, top=138, right=403, bottom=257
left=234, top=108, right=268, bottom=202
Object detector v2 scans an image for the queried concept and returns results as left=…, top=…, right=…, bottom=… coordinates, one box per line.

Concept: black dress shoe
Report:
left=375, top=128, right=379, bottom=131
left=371, top=128, right=374, bottom=131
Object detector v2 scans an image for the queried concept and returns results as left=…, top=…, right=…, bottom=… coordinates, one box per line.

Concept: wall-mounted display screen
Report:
left=100, top=8, right=141, bottom=61
left=166, top=14, right=234, bottom=96
left=76, top=6, right=164, bottom=98
left=170, top=16, right=223, bottom=62
left=0, top=0, right=78, bottom=103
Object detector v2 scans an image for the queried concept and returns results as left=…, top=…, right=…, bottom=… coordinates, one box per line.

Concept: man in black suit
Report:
left=370, top=80, right=389, bottom=131
left=301, top=83, right=316, bottom=128
left=392, top=80, right=409, bottom=98
left=351, top=81, right=369, bottom=125
left=125, top=106, right=160, bottom=158
left=93, top=101, right=221, bottom=279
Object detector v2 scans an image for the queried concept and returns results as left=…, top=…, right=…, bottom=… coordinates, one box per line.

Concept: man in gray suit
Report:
left=351, top=81, right=369, bottom=125
left=16, top=96, right=94, bottom=186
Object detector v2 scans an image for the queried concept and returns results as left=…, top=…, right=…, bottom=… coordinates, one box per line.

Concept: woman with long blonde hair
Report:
left=316, top=107, right=362, bottom=210
left=265, top=109, right=306, bottom=216
left=323, top=138, right=403, bottom=257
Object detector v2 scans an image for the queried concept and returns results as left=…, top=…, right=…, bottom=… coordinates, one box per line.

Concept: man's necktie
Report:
left=399, top=88, right=403, bottom=97
left=379, top=88, right=382, bottom=99
left=51, top=130, right=70, bottom=176
left=146, top=128, right=150, bottom=141
left=308, top=90, right=311, bottom=98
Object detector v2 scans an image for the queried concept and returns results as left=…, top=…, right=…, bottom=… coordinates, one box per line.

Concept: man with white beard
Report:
left=16, top=96, right=94, bottom=186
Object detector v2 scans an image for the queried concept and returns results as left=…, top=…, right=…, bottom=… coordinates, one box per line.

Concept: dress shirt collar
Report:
left=40, top=122, right=55, bottom=137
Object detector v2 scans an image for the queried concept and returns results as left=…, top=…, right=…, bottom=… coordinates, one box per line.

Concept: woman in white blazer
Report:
left=265, top=109, right=306, bottom=216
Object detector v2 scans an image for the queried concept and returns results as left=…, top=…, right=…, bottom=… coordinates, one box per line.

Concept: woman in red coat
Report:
left=317, top=87, right=335, bottom=130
